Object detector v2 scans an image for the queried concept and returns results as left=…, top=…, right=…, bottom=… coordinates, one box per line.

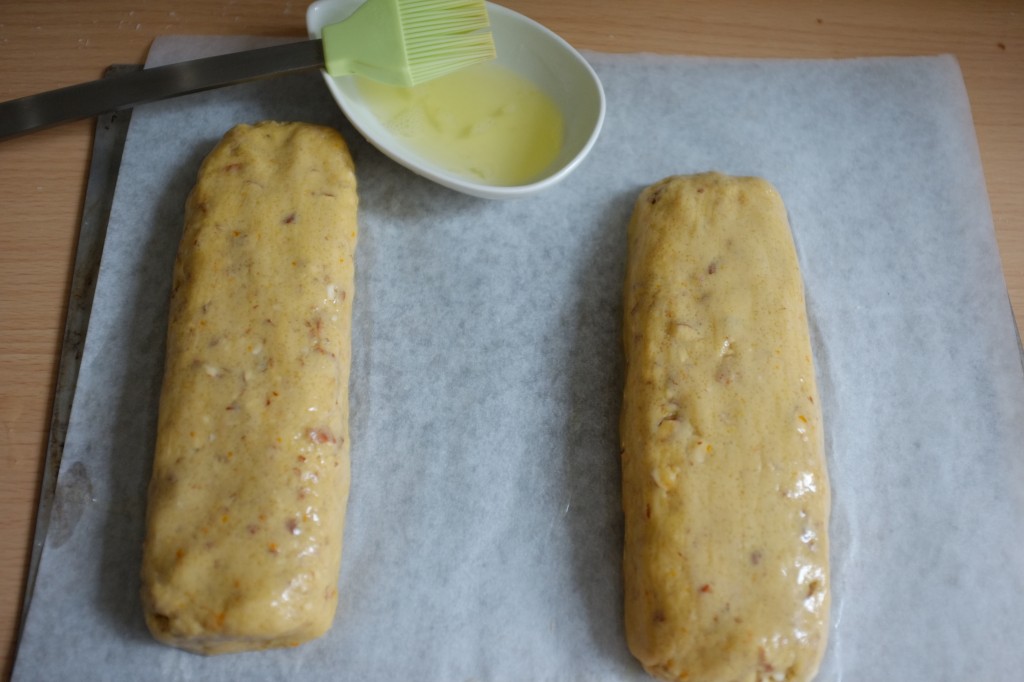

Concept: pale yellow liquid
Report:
left=356, top=62, right=564, bottom=186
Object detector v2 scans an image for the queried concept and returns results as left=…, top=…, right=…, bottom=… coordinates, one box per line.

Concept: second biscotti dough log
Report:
left=141, top=121, right=358, bottom=654
left=620, top=173, right=830, bottom=681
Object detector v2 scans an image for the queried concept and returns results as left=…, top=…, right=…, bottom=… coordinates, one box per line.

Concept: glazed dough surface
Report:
left=141, top=122, right=358, bottom=654
left=621, top=173, right=829, bottom=681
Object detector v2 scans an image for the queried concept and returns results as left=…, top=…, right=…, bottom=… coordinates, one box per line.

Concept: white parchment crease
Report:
left=13, top=36, right=1024, bottom=682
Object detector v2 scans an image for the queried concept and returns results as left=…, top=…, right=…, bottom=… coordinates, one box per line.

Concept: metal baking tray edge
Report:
left=16, top=64, right=141, bottom=644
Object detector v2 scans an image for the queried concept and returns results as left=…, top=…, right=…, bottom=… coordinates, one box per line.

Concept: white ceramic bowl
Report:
left=307, top=0, right=605, bottom=199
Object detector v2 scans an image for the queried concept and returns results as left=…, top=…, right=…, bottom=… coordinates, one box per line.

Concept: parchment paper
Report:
left=13, top=36, right=1024, bottom=681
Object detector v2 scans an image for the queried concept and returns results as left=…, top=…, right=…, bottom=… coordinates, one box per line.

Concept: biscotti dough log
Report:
left=141, top=122, right=358, bottom=654
left=620, top=173, right=829, bottom=681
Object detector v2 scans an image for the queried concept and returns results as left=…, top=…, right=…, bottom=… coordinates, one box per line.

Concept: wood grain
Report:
left=1, top=0, right=1021, bottom=677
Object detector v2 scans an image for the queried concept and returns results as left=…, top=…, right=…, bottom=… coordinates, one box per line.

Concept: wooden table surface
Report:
left=0, top=0, right=1021, bottom=677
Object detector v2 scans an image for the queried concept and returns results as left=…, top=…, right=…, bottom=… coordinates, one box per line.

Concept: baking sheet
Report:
left=13, top=35, right=1024, bottom=681
left=17, top=71, right=137, bottom=634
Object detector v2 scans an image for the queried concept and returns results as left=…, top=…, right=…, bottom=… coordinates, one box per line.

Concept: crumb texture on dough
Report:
left=620, top=172, right=829, bottom=682
left=141, top=121, right=358, bottom=655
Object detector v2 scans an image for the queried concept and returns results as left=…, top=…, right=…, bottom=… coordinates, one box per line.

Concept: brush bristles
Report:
left=398, top=0, right=489, bottom=19
left=397, top=0, right=496, bottom=84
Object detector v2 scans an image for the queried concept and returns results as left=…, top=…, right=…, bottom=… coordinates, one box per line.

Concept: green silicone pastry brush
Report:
left=324, top=0, right=495, bottom=86
left=0, top=0, right=496, bottom=139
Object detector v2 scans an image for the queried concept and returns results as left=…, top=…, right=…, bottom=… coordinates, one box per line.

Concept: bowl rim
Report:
left=307, top=0, right=606, bottom=199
